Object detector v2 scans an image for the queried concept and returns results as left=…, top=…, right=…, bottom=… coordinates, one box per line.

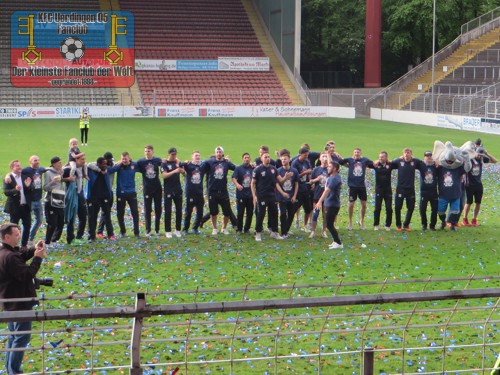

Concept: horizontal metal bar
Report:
left=1, top=288, right=499, bottom=323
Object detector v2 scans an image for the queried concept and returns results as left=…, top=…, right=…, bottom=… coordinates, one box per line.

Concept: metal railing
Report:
left=461, top=6, right=500, bottom=34
left=0, top=276, right=499, bottom=374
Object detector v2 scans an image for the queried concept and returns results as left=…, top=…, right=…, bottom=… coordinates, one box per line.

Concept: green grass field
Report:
left=0, top=117, right=499, bottom=374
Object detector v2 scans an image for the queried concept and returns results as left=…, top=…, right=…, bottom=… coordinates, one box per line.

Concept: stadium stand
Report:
left=0, top=0, right=120, bottom=107
left=120, top=0, right=294, bottom=106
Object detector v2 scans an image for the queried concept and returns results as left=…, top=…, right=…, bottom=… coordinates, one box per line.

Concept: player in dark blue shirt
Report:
left=202, top=146, right=236, bottom=235
left=232, top=153, right=254, bottom=234
left=368, top=151, right=394, bottom=231
left=276, top=149, right=299, bottom=238
left=291, top=147, right=313, bottom=231
left=252, top=152, right=282, bottom=241
left=161, top=147, right=185, bottom=238
left=309, top=152, right=329, bottom=238
left=462, top=148, right=497, bottom=227
left=315, top=161, right=343, bottom=249
left=391, top=148, right=421, bottom=232
left=339, top=148, right=372, bottom=230
left=417, top=151, right=438, bottom=231
left=136, top=145, right=163, bottom=236
left=183, top=151, right=205, bottom=234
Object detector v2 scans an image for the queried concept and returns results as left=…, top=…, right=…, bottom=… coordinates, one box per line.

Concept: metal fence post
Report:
left=363, top=347, right=374, bottom=375
left=130, top=293, right=146, bottom=375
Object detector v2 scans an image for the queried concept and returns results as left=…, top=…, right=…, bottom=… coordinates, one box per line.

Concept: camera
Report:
left=33, top=277, right=54, bottom=289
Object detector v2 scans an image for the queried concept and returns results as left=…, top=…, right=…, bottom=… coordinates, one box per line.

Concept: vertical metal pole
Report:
left=363, top=347, right=374, bottom=375
left=130, top=293, right=146, bottom=375
left=431, top=0, right=437, bottom=112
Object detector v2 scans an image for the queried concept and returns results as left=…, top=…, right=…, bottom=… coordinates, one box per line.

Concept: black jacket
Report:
left=3, top=173, right=33, bottom=214
left=0, top=243, right=41, bottom=311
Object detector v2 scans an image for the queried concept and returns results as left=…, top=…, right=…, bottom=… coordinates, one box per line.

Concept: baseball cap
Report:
left=103, top=152, right=114, bottom=160
left=215, top=146, right=224, bottom=153
left=50, top=156, right=61, bottom=165
left=168, top=147, right=177, bottom=154
left=424, top=151, right=432, bottom=157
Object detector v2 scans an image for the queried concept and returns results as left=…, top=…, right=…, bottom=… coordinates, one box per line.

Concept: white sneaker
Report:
left=308, top=231, right=315, bottom=239
left=255, top=232, right=262, bottom=241
left=270, top=232, right=283, bottom=240
left=374, top=226, right=379, bottom=231
left=385, top=226, right=391, bottom=231
left=300, top=226, right=311, bottom=233
left=174, top=230, right=182, bottom=238
left=166, top=232, right=172, bottom=239
left=321, top=231, right=328, bottom=238
left=358, top=222, right=366, bottom=230
left=222, top=228, right=230, bottom=235
left=328, top=241, right=344, bottom=249
left=211, top=228, right=218, bottom=236
left=347, top=225, right=353, bottom=230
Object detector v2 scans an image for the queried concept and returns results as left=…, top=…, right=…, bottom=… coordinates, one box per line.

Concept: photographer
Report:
left=0, top=223, right=46, bottom=375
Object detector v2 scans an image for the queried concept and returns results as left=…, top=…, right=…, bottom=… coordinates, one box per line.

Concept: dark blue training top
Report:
left=324, top=174, right=342, bottom=208
left=136, top=157, right=163, bottom=194
left=391, top=158, right=421, bottom=190
left=161, top=160, right=183, bottom=195
left=339, top=157, right=372, bottom=188
left=311, top=166, right=328, bottom=201
left=232, top=164, right=254, bottom=200
left=416, top=161, right=438, bottom=192
left=184, top=162, right=205, bottom=198
left=276, top=167, right=299, bottom=203
left=202, top=157, right=236, bottom=192
left=437, top=166, right=465, bottom=200
left=22, top=166, right=46, bottom=201
left=252, top=164, right=278, bottom=200
left=368, top=162, right=394, bottom=191
left=467, top=158, right=483, bottom=187
left=291, top=158, right=312, bottom=193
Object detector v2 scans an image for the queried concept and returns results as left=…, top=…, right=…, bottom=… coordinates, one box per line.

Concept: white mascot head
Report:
left=432, top=140, right=473, bottom=172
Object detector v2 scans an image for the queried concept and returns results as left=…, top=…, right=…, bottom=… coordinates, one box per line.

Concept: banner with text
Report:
left=135, top=57, right=270, bottom=72
left=11, top=11, right=135, bottom=88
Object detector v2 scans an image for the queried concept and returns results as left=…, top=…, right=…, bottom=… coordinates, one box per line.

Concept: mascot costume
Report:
left=431, top=141, right=474, bottom=230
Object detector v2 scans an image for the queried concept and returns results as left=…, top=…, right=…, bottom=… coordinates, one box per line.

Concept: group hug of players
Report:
left=4, top=139, right=496, bottom=250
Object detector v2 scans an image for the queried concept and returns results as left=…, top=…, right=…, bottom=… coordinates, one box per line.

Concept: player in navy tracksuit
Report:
left=136, top=145, right=163, bottom=236
left=462, top=148, right=497, bottom=227
left=417, top=151, right=438, bottom=231
left=339, top=148, right=372, bottom=230
left=309, top=152, right=329, bottom=237
left=251, top=152, right=282, bottom=241
left=109, top=152, right=140, bottom=238
left=315, top=161, right=343, bottom=249
left=183, top=151, right=205, bottom=234
left=161, top=148, right=185, bottom=238
left=276, top=149, right=299, bottom=238
left=232, top=153, right=254, bottom=234
left=368, top=151, right=394, bottom=230
left=391, top=148, right=421, bottom=231
left=291, top=147, right=313, bottom=230
left=202, top=146, right=236, bottom=235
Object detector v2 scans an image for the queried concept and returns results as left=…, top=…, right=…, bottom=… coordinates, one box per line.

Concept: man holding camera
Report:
left=0, top=223, right=46, bottom=375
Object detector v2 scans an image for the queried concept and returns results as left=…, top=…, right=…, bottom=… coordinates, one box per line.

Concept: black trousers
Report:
left=420, top=190, right=438, bottom=228
left=394, top=187, right=415, bottom=228
left=116, top=193, right=139, bottom=236
left=294, top=190, right=313, bottom=215
left=184, top=195, right=204, bottom=231
left=98, top=192, right=113, bottom=234
left=80, top=127, right=89, bottom=144
left=10, top=204, right=31, bottom=247
left=144, top=189, right=162, bottom=234
left=164, top=192, right=183, bottom=232
left=374, top=188, right=392, bottom=227
left=44, top=204, right=64, bottom=244
left=255, top=197, right=278, bottom=233
left=236, top=196, right=254, bottom=232
left=279, top=201, right=295, bottom=235
left=325, top=206, right=341, bottom=244
left=67, top=192, right=87, bottom=243
left=87, top=197, right=114, bottom=240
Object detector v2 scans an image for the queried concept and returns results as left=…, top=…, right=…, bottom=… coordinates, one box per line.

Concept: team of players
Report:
left=3, top=141, right=496, bottom=249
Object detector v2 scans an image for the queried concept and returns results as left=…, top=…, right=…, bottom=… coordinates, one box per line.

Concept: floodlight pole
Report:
left=430, top=0, right=437, bottom=112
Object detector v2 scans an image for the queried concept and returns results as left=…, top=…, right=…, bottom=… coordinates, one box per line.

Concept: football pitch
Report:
left=0, top=117, right=499, bottom=374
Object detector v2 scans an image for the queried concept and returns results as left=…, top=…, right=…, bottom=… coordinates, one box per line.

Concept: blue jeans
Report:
left=29, top=200, right=43, bottom=241
left=6, top=320, right=32, bottom=374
